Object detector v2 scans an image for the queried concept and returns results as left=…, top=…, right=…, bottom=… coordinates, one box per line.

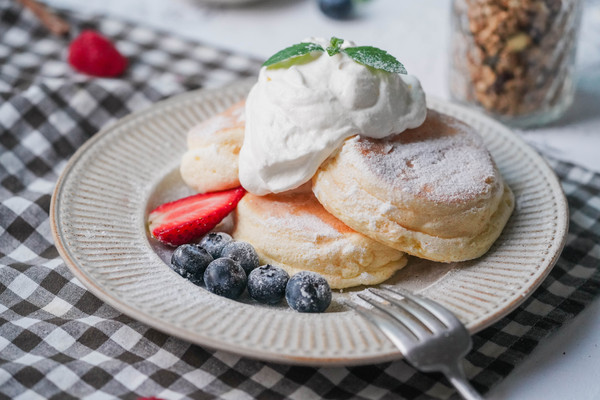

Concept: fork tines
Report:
left=349, top=286, right=465, bottom=343
left=347, top=287, right=481, bottom=400
left=380, top=286, right=463, bottom=329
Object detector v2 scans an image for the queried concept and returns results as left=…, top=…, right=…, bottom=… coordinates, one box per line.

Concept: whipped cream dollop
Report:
left=239, top=38, right=427, bottom=195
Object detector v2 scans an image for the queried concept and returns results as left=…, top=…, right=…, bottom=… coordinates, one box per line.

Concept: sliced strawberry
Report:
left=148, top=187, right=245, bottom=247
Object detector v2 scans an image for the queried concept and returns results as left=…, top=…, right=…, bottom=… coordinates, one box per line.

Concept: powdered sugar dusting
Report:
left=231, top=103, right=245, bottom=122
left=246, top=187, right=351, bottom=242
left=188, top=114, right=230, bottom=140
left=265, top=211, right=342, bottom=241
left=187, top=102, right=245, bottom=142
left=350, top=110, right=498, bottom=203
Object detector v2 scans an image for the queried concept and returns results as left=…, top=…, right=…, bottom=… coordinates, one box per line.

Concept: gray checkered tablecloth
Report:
left=1, top=1, right=599, bottom=399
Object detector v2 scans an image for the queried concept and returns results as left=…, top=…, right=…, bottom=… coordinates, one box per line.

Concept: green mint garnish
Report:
left=263, top=42, right=324, bottom=68
left=343, top=46, right=407, bottom=74
left=326, top=37, right=344, bottom=56
left=262, top=37, right=407, bottom=74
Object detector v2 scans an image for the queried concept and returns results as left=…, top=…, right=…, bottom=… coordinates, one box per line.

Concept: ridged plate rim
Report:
left=50, top=79, right=569, bottom=366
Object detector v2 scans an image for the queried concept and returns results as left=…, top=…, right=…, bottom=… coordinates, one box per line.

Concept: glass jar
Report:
left=449, top=0, right=582, bottom=128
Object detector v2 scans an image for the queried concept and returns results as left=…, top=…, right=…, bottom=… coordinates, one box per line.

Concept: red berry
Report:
left=148, top=187, right=246, bottom=247
left=68, top=30, right=128, bottom=77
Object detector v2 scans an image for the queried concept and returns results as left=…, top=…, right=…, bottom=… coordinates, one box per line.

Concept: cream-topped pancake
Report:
left=239, top=37, right=426, bottom=195
left=180, top=101, right=244, bottom=193
left=312, top=110, right=514, bottom=262
left=233, top=184, right=408, bottom=289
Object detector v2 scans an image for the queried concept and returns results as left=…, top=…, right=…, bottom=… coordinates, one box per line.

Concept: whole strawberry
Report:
left=68, top=30, right=128, bottom=77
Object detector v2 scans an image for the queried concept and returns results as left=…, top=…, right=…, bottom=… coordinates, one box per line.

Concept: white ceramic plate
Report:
left=50, top=80, right=568, bottom=366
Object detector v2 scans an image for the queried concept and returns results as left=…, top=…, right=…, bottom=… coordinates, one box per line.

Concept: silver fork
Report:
left=346, top=286, right=483, bottom=400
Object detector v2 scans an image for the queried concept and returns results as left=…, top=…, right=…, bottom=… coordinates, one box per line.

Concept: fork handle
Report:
left=444, top=363, right=484, bottom=400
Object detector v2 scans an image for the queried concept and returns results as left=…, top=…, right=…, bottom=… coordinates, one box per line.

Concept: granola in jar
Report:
left=450, top=0, right=582, bottom=127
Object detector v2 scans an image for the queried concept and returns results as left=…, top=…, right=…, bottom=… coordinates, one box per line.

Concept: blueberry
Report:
left=170, top=244, right=213, bottom=285
left=204, top=258, right=247, bottom=299
left=199, top=232, right=233, bottom=259
left=318, top=0, right=353, bottom=20
left=285, top=271, right=332, bottom=313
left=248, top=264, right=290, bottom=305
left=221, top=241, right=260, bottom=275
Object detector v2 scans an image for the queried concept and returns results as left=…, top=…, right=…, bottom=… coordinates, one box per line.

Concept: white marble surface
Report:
left=41, top=0, right=600, bottom=398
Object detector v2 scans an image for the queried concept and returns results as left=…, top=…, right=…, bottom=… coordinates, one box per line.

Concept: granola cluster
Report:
left=450, top=0, right=580, bottom=117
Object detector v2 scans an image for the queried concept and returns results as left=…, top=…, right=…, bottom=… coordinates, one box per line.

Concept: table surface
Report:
left=40, top=0, right=600, bottom=398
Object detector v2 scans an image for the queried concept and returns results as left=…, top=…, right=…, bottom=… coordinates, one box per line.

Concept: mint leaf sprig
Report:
left=262, top=37, right=407, bottom=74
left=262, top=42, right=325, bottom=68
left=344, top=46, right=407, bottom=74
left=326, top=37, right=345, bottom=56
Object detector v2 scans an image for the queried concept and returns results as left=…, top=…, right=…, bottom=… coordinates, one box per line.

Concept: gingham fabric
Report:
left=1, top=2, right=599, bottom=399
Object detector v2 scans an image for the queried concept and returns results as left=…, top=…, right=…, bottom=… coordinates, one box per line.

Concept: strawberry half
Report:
left=148, top=187, right=245, bottom=247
